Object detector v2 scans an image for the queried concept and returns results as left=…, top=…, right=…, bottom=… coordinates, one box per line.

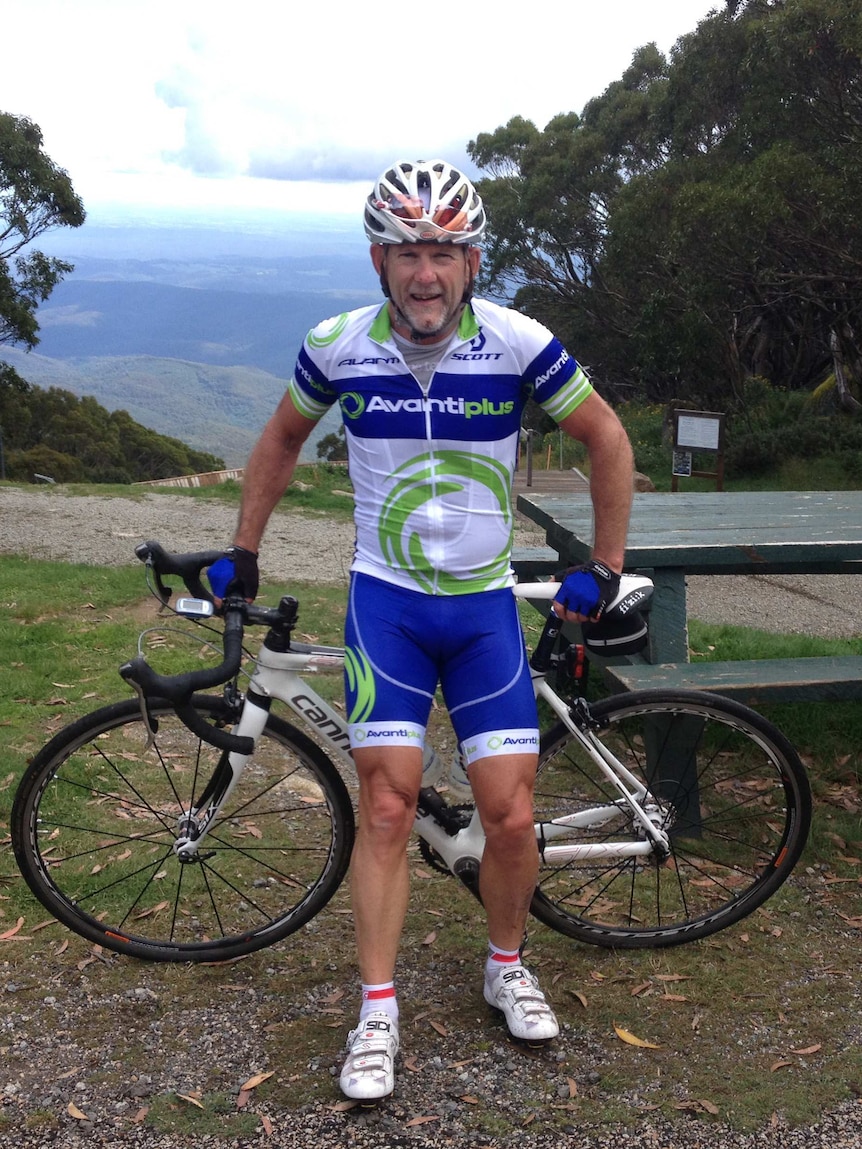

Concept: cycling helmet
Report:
left=580, top=575, right=653, bottom=657
left=364, top=159, right=486, bottom=245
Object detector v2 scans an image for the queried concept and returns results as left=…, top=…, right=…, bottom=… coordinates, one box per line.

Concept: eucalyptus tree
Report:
left=469, top=0, right=862, bottom=413
left=1, top=112, right=85, bottom=391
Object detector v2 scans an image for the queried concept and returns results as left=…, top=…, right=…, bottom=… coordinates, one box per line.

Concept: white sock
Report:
left=359, top=981, right=399, bottom=1024
left=485, top=942, right=521, bottom=985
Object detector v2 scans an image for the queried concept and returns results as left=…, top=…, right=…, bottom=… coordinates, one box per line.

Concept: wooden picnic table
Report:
left=516, top=490, right=862, bottom=702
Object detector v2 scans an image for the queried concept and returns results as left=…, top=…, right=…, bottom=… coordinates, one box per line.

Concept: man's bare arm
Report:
left=233, top=393, right=320, bottom=554
left=558, top=391, right=633, bottom=573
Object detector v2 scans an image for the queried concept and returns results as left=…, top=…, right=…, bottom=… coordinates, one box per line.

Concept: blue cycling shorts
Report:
left=344, top=573, right=539, bottom=764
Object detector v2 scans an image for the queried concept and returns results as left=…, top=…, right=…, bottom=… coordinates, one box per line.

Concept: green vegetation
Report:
left=0, top=112, right=84, bottom=388
left=524, top=394, right=862, bottom=492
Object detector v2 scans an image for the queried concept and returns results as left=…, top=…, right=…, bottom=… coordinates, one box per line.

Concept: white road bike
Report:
left=12, top=542, right=811, bottom=962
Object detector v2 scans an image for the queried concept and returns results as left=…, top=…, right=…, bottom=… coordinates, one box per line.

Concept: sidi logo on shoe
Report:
left=365, top=1018, right=392, bottom=1033
left=502, top=968, right=528, bottom=985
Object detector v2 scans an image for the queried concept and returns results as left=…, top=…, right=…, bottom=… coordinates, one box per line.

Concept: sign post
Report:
left=671, top=410, right=725, bottom=492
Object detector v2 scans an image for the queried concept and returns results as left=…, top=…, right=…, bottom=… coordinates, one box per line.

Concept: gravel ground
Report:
left=2, top=485, right=862, bottom=1148
left=1, top=485, right=861, bottom=638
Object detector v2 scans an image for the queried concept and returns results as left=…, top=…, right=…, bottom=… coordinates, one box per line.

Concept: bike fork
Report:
left=172, top=696, right=270, bottom=861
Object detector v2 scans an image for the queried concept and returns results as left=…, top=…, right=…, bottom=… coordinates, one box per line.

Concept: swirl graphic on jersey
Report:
left=379, top=450, right=513, bottom=593
left=339, top=392, right=365, bottom=420
left=345, top=645, right=375, bottom=724
left=307, top=312, right=349, bottom=349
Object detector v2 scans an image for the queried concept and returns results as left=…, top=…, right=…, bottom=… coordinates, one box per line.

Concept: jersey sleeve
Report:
left=286, top=314, right=348, bottom=421
left=527, top=337, right=593, bottom=423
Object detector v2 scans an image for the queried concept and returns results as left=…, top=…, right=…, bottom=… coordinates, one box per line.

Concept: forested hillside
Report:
left=0, top=380, right=225, bottom=483
left=0, top=347, right=290, bottom=467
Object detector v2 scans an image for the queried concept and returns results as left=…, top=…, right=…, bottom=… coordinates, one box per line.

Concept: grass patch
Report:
left=145, top=1092, right=261, bottom=1138
left=689, top=619, right=862, bottom=663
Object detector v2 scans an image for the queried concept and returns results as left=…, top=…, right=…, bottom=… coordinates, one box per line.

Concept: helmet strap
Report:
left=461, top=264, right=476, bottom=305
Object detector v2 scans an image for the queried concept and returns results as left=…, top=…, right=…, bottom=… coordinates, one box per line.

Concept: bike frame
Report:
left=169, top=583, right=671, bottom=871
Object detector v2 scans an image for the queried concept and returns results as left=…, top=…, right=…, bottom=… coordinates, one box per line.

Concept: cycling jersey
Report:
left=289, top=298, right=593, bottom=596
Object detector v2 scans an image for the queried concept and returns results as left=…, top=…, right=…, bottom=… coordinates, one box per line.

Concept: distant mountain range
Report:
left=6, top=211, right=380, bottom=466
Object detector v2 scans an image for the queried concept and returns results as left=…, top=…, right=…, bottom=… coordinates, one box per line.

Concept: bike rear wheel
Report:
left=531, top=689, right=811, bottom=947
left=12, top=695, right=355, bottom=962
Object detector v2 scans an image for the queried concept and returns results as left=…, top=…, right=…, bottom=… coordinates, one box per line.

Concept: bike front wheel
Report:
left=12, top=695, right=355, bottom=962
left=531, top=689, right=811, bottom=948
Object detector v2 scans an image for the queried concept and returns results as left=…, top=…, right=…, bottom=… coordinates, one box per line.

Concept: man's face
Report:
left=371, top=243, right=481, bottom=343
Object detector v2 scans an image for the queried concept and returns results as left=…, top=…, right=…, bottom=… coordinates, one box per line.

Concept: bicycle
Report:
left=11, top=541, right=812, bottom=963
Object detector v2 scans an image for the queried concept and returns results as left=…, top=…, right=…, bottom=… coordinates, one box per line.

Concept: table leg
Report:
left=636, top=567, right=701, bottom=833
left=639, top=566, right=689, bottom=665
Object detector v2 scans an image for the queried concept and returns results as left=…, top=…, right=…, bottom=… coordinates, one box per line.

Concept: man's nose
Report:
left=413, top=253, right=438, bottom=281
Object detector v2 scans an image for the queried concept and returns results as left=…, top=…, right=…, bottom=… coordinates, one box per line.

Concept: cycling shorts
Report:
left=344, top=572, right=539, bottom=764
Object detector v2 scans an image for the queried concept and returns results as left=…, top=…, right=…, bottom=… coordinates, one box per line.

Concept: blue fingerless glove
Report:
left=555, top=559, right=621, bottom=619
left=207, top=546, right=259, bottom=601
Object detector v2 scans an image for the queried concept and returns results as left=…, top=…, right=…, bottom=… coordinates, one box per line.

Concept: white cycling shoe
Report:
left=339, top=1011, right=399, bottom=1101
left=483, top=965, right=560, bottom=1042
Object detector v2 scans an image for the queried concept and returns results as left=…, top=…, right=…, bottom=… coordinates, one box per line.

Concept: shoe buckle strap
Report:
left=509, top=986, right=552, bottom=1014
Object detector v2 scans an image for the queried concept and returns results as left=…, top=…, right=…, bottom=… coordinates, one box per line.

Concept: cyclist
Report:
left=211, top=159, right=633, bottom=1101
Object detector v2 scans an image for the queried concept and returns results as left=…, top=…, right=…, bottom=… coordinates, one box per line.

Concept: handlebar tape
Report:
left=136, top=540, right=224, bottom=602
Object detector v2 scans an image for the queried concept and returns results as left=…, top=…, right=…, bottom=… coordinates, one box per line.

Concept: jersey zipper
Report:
left=418, top=373, right=441, bottom=595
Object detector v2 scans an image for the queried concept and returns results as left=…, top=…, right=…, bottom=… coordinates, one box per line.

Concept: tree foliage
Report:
left=469, top=0, right=862, bottom=416
left=0, top=381, right=224, bottom=483
left=316, top=425, right=348, bottom=462
left=1, top=112, right=85, bottom=387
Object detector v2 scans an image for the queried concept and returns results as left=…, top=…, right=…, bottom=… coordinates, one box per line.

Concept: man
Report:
left=212, top=159, right=633, bottom=1101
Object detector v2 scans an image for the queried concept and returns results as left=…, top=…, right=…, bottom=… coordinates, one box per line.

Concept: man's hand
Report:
left=553, top=559, right=620, bottom=621
left=207, top=545, right=260, bottom=603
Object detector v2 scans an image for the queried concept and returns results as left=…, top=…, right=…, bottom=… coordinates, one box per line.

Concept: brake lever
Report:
left=126, top=678, right=159, bottom=751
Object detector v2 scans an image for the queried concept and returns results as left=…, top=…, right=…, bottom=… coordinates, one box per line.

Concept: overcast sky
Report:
left=3, top=0, right=720, bottom=217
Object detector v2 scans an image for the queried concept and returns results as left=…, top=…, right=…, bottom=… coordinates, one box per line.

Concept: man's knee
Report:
left=354, top=750, right=423, bottom=838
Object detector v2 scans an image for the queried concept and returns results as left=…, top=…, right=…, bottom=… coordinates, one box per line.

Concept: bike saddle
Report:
left=580, top=573, right=653, bottom=657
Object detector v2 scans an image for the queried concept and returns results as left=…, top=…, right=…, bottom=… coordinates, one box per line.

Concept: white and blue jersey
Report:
left=289, top=298, right=592, bottom=596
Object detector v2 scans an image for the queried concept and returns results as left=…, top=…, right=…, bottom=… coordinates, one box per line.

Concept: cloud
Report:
left=38, top=305, right=101, bottom=329
left=4, top=0, right=721, bottom=208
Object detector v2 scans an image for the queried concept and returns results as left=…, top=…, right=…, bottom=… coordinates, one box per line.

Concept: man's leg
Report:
left=469, top=753, right=560, bottom=1041
left=350, top=745, right=423, bottom=982
left=339, top=745, right=422, bottom=1100
left=469, top=753, right=539, bottom=947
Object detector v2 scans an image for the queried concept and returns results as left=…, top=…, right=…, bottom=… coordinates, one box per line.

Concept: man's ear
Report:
left=370, top=244, right=386, bottom=275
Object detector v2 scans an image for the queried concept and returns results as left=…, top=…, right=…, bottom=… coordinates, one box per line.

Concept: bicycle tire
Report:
left=12, top=694, right=355, bottom=962
left=530, top=689, right=811, bottom=948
